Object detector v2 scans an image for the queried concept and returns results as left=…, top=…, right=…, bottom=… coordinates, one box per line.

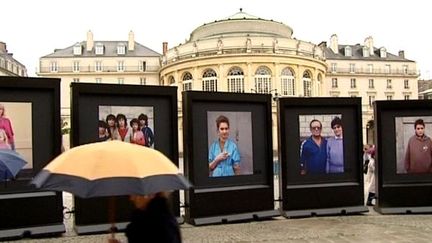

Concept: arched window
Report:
left=168, top=76, right=175, bottom=86
left=254, top=66, right=272, bottom=94
left=182, top=72, right=193, bottom=91
left=303, top=71, right=312, bottom=97
left=227, top=66, right=244, bottom=93
left=280, top=67, right=295, bottom=96
left=202, top=69, right=217, bottom=91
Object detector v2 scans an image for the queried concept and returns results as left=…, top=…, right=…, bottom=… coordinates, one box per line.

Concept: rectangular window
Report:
left=369, top=95, right=375, bottom=107
left=387, top=95, right=393, bottom=100
left=331, top=78, right=338, bottom=88
left=349, top=63, right=355, bottom=73
left=385, top=64, right=391, bottom=74
left=404, top=79, right=409, bottom=89
left=73, top=61, right=80, bottom=72
left=95, top=61, right=102, bottom=72
left=386, top=79, right=392, bottom=89
left=368, top=79, right=374, bottom=88
left=331, top=63, right=337, bottom=73
left=368, top=64, right=373, bottom=73
left=140, top=77, right=146, bottom=85
left=404, top=95, right=410, bottom=100
left=117, top=45, right=126, bottom=55
left=117, top=61, right=124, bottom=72
left=118, top=78, right=124, bottom=84
left=95, top=45, right=104, bottom=55
left=73, top=78, right=80, bottom=83
left=403, top=65, right=408, bottom=74
left=139, top=61, right=147, bottom=71
left=96, top=78, right=102, bottom=83
left=50, top=62, right=58, bottom=72
left=350, top=78, right=356, bottom=88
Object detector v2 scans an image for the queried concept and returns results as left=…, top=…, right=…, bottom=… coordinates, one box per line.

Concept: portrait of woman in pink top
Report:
left=0, top=104, right=15, bottom=150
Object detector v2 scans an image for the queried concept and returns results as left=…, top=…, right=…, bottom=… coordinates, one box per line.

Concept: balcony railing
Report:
left=327, top=68, right=418, bottom=76
left=39, top=65, right=160, bottom=74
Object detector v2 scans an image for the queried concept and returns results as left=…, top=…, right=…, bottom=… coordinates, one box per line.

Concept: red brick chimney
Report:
left=163, top=42, right=168, bottom=55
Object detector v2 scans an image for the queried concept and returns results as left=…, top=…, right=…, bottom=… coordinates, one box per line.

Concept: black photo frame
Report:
left=278, top=97, right=367, bottom=217
left=183, top=91, right=278, bottom=225
left=71, top=83, right=179, bottom=234
left=0, top=76, right=64, bottom=239
left=374, top=100, right=432, bottom=213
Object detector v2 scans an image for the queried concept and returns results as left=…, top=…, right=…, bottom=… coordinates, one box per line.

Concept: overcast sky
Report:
left=3, top=0, right=431, bottom=79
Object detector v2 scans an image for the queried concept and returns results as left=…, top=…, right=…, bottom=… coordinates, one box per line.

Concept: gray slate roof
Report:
left=42, top=41, right=161, bottom=58
left=324, top=44, right=414, bottom=62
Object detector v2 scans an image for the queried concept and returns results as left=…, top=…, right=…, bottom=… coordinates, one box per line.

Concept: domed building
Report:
left=160, top=9, right=327, bottom=153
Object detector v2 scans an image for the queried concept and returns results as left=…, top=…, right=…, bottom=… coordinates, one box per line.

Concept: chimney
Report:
left=398, top=50, right=405, bottom=58
left=364, top=36, right=374, bottom=56
left=86, top=30, right=94, bottom=52
left=0, top=42, right=6, bottom=53
left=128, top=30, right=135, bottom=51
left=330, top=34, right=338, bottom=54
left=163, top=42, right=168, bottom=55
left=318, top=41, right=327, bottom=48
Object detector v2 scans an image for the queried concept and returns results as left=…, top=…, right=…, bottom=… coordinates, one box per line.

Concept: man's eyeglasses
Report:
left=311, top=126, right=321, bottom=130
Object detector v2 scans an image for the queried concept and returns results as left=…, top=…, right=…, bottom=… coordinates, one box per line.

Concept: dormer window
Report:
left=73, top=43, right=82, bottom=55
left=117, top=43, right=126, bottom=55
left=362, top=46, right=369, bottom=57
left=345, top=46, right=352, bottom=57
left=95, top=43, right=104, bottom=55
left=380, top=47, right=387, bottom=58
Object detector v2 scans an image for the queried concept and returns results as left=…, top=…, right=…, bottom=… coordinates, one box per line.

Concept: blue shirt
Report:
left=326, top=136, right=344, bottom=173
left=208, top=138, right=240, bottom=177
left=300, top=136, right=327, bottom=174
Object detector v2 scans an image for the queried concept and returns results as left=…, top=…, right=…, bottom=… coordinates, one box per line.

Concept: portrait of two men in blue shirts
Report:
left=299, top=116, right=344, bottom=175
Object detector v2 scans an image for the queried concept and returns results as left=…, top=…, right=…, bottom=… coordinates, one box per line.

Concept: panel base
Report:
left=375, top=206, right=432, bottom=214
left=189, top=209, right=280, bottom=226
left=0, top=224, right=65, bottom=240
left=283, top=205, right=369, bottom=218
left=75, top=217, right=184, bottom=235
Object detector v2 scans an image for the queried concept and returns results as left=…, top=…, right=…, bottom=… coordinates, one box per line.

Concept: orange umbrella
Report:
left=32, top=140, right=191, bottom=242
left=32, top=140, right=191, bottom=198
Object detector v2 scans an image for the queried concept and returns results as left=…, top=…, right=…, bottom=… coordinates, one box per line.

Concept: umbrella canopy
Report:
left=0, top=149, right=27, bottom=181
left=32, top=140, right=191, bottom=198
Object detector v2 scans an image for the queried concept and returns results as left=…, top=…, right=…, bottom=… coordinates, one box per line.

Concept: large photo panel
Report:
left=374, top=100, right=432, bottom=212
left=71, top=83, right=179, bottom=232
left=0, top=76, right=63, bottom=238
left=278, top=97, right=366, bottom=214
left=183, top=91, right=276, bottom=224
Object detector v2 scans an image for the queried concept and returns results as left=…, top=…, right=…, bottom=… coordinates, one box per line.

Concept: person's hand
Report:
left=215, top=151, right=229, bottom=162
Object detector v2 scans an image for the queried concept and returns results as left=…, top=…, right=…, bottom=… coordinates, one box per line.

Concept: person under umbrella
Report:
left=32, top=140, right=191, bottom=242
left=125, top=192, right=181, bottom=243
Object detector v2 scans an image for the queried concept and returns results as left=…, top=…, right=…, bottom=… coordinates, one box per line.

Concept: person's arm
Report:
left=299, top=140, right=307, bottom=175
left=231, top=142, right=241, bottom=175
left=147, top=128, right=154, bottom=146
left=326, top=141, right=331, bottom=173
left=404, top=138, right=411, bottom=172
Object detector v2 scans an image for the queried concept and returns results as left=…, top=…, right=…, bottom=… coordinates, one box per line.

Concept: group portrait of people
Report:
left=98, top=106, right=154, bottom=148
left=207, top=112, right=253, bottom=178
left=299, top=115, right=344, bottom=175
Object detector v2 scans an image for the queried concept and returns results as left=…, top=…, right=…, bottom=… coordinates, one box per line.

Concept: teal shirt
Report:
left=208, top=138, right=240, bottom=177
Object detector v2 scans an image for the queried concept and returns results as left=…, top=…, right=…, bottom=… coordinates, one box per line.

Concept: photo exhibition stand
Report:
left=0, top=77, right=64, bottom=240
left=277, top=98, right=368, bottom=218
left=71, top=83, right=180, bottom=234
left=183, top=91, right=279, bottom=225
left=374, top=100, right=432, bottom=214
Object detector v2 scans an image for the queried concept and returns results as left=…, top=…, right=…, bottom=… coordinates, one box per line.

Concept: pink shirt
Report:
left=0, top=117, right=14, bottom=143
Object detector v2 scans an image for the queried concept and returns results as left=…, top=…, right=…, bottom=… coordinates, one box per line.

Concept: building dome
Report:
left=189, top=9, right=293, bottom=41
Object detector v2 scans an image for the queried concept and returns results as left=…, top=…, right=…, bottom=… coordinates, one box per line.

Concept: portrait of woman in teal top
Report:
left=208, top=115, right=241, bottom=177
